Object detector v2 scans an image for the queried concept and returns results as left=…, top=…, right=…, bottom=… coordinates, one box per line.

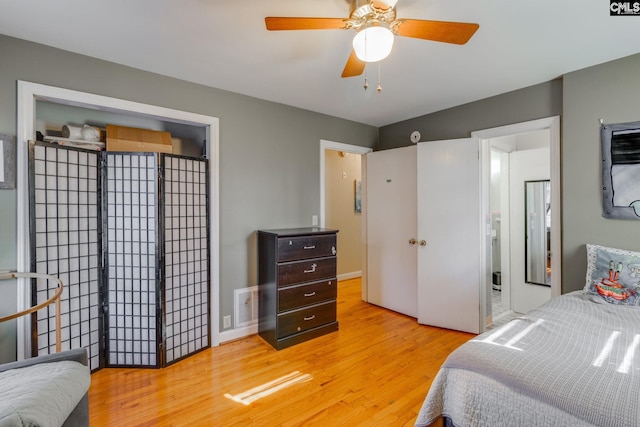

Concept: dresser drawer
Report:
left=277, top=301, right=336, bottom=338
left=258, top=228, right=339, bottom=350
left=277, top=234, right=337, bottom=262
left=277, top=257, right=336, bottom=287
left=278, top=279, right=337, bottom=312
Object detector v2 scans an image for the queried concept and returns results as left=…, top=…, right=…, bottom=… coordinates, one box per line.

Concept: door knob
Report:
left=409, top=238, right=417, bottom=245
left=419, top=240, right=427, bottom=246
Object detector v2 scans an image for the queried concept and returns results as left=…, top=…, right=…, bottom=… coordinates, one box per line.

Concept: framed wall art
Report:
left=601, top=121, right=640, bottom=219
left=355, top=179, right=362, bottom=213
left=0, top=134, right=16, bottom=189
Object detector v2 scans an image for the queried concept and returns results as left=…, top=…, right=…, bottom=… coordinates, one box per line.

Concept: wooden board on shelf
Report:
left=106, top=124, right=173, bottom=153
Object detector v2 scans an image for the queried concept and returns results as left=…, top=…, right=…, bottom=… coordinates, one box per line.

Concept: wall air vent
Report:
left=234, top=286, right=259, bottom=328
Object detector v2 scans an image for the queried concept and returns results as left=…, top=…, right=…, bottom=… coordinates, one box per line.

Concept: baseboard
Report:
left=219, top=323, right=258, bottom=343
left=337, top=271, right=361, bottom=281
left=219, top=272, right=361, bottom=344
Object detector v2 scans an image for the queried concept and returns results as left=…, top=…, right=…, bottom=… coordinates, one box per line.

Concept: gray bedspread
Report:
left=415, top=292, right=640, bottom=427
left=0, top=360, right=90, bottom=427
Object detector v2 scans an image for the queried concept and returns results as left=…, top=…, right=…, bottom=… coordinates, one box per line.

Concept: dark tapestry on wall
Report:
left=601, top=121, right=640, bottom=219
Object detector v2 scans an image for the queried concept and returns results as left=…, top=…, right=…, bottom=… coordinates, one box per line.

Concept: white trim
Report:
left=496, top=150, right=512, bottom=312
left=472, top=116, right=561, bottom=300
left=16, top=83, right=33, bottom=360
left=479, top=138, right=491, bottom=333
left=16, top=81, right=221, bottom=359
left=219, top=324, right=258, bottom=344
left=337, top=271, right=362, bottom=281
left=549, top=118, right=562, bottom=297
left=319, top=140, right=372, bottom=301
left=472, top=117, right=558, bottom=140
left=360, top=155, right=368, bottom=302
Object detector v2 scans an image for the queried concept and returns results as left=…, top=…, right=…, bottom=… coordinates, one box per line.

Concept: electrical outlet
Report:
left=312, top=215, right=318, bottom=226
left=223, top=315, right=231, bottom=329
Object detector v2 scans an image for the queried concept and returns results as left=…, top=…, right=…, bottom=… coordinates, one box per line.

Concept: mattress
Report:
left=415, top=292, right=640, bottom=427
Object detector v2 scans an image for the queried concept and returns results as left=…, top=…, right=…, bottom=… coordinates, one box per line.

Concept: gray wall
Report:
left=3, top=31, right=638, bottom=362
left=562, top=53, right=640, bottom=292
left=380, top=53, right=640, bottom=295
left=379, top=79, right=562, bottom=148
left=0, top=34, right=378, bottom=362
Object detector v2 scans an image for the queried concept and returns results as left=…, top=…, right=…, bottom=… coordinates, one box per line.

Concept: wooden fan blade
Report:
left=342, top=49, right=366, bottom=78
left=394, top=19, right=479, bottom=44
left=265, top=17, right=349, bottom=31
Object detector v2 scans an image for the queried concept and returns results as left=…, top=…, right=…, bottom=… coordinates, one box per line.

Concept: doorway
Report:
left=474, top=117, right=561, bottom=331
left=319, top=140, right=372, bottom=288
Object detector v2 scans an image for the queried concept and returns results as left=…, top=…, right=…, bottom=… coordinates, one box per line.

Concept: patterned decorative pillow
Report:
left=584, top=244, right=640, bottom=305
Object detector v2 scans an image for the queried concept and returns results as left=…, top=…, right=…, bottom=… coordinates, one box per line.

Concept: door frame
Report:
left=319, top=140, right=372, bottom=296
left=472, top=116, right=561, bottom=330
left=16, top=81, right=220, bottom=359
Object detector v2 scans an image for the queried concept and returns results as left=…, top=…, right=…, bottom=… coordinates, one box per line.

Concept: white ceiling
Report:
left=2, top=0, right=640, bottom=127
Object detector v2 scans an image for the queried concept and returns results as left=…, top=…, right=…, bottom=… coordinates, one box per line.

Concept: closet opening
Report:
left=16, top=81, right=220, bottom=361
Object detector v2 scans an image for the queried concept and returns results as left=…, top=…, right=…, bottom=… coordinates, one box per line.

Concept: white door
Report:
left=417, top=138, right=481, bottom=334
left=365, top=146, right=418, bottom=317
left=509, top=147, right=551, bottom=313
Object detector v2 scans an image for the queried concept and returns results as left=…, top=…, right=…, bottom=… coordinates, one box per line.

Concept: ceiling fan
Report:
left=265, top=0, right=479, bottom=78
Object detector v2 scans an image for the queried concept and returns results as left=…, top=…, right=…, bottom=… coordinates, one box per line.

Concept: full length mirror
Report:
left=525, top=180, right=551, bottom=286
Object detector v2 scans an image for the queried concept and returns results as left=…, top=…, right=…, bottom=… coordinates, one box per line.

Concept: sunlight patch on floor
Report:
left=224, top=371, right=313, bottom=405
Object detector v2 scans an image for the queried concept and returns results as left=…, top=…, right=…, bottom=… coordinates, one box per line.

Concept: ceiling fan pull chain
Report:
left=377, top=61, right=382, bottom=93
left=363, top=30, right=369, bottom=90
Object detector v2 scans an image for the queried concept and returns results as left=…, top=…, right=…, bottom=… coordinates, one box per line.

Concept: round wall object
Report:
left=410, top=130, right=421, bottom=143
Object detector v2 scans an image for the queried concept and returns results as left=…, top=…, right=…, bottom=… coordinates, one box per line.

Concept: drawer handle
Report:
left=304, top=292, right=316, bottom=297
left=304, top=315, right=316, bottom=321
left=303, top=245, right=316, bottom=250
left=304, top=263, right=317, bottom=273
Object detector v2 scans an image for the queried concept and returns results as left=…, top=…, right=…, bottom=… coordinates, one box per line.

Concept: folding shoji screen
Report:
left=29, top=143, right=209, bottom=370
left=29, top=142, right=102, bottom=371
left=103, top=152, right=161, bottom=367
left=161, top=155, right=210, bottom=365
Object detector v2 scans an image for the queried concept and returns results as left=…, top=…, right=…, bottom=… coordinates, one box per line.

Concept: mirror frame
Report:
left=524, top=179, right=551, bottom=287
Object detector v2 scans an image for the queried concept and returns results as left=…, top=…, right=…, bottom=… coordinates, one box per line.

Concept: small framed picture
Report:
left=0, top=134, right=16, bottom=189
left=355, top=179, right=362, bottom=213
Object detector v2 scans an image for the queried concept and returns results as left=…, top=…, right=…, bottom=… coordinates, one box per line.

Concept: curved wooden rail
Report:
left=0, top=272, right=64, bottom=352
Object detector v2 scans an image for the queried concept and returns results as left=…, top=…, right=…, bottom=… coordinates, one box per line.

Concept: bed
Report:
left=415, top=244, right=640, bottom=427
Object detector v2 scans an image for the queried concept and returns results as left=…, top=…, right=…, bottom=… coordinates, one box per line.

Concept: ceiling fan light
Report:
left=353, top=26, right=394, bottom=62
left=377, top=0, right=399, bottom=8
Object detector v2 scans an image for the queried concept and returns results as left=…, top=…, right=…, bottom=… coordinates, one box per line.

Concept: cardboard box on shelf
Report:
left=106, top=124, right=173, bottom=153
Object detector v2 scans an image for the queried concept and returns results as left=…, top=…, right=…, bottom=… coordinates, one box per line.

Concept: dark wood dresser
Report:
left=258, top=227, right=339, bottom=350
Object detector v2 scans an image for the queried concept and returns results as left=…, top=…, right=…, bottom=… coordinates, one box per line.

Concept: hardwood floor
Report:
left=88, top=278, right=474, bottom=426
